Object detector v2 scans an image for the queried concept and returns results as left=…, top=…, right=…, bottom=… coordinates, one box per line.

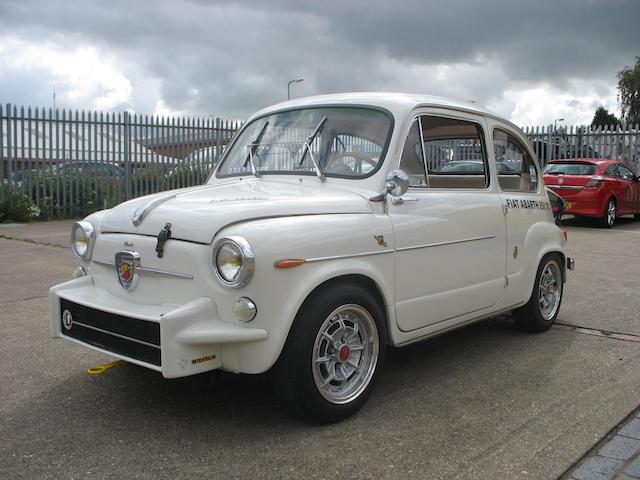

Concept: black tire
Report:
left=600, top=198, right=616, bottom=228
left=513, top=254, right=563, bottom=333
left=634, top=213, right=640, bottom=221
left=277, top=281, right=387, bottom=424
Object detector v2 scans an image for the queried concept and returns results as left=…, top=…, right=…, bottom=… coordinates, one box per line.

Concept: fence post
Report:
left=6, top=103, right=13, bottom=188
left=123, top=111, right=132, bottom=200
left=0, top=104, right=4, bottom=198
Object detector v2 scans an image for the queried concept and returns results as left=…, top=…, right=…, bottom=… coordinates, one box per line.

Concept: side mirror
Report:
left=369, top=169, right=410, bottom=202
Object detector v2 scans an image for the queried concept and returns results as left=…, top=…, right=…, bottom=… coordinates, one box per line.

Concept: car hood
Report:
left=100, top=180, right=373, bottom=244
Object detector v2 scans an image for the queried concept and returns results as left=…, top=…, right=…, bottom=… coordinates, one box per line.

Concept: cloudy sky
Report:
left=1, top=0, right=638, bottom=126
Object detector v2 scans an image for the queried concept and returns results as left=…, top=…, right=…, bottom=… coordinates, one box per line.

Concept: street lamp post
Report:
left=287, top=78, right=304, bottom=100
left=554, top=118, right=565, bottom=132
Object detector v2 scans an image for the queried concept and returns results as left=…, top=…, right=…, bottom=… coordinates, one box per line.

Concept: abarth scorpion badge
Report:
left=115, top=251, right=141, bottom=291
left=373, top=235, right=388, bottom=247
left=62, top=309, right=73, bottom=331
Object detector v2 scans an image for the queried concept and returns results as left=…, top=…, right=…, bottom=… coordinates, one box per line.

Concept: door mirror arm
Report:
left=369, top=169, right=410, bottom=202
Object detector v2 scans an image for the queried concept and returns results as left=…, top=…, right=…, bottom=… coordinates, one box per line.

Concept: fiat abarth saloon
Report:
left=50, top=93, right=574, bottom=423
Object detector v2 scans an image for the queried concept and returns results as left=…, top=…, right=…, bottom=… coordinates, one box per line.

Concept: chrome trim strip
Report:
left=70, top=320, right=161, bottom=349
left=396, top=234, right=497, bottom=252
left=137, top=266, right=194, bottom=279
left=132, top=194, right=177, bottom=226
left=548, top=185, right=584, bottom=190
left=93, top=260, right=193, bottom=279
left=301, top=235, right=496, bottom=263
left=93, top=259, right=114, bottom=267
left=304, top=250, right=393, bottom=263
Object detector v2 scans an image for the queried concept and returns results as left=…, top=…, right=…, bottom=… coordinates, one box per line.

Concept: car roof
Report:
left=546, top=158, right=614, bottom=165
left=251, top=92, right=511, bottom=125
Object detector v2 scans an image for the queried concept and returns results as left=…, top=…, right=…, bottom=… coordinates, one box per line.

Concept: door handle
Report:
left=391, top=196, right=419, bottom=205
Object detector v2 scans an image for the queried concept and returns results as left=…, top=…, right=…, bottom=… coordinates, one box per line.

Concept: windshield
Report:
left=544, top=162, right=596, bottom=175
left=215, top=107, right=393, bottom=179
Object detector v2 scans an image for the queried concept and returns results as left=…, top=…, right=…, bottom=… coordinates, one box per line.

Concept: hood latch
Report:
left=155, top=223, right=172, bottom=258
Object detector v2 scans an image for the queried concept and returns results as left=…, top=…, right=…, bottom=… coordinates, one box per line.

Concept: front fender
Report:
left=214, top=213, right=394, bottom=374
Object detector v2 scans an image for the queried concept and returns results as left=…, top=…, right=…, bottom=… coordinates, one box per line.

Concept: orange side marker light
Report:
left=274, top=259, right=305, bottom=269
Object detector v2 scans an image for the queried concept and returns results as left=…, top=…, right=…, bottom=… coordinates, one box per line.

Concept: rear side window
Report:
left=543, top=162, right=596, bottom=175
left=617, top=164, right=635, bottom=180
left=493, top=129, right=538, bottom=192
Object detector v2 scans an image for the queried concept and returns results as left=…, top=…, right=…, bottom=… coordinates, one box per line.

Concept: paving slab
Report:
left=0, top=238, right=75, bottom=302
left=0, top=218, right=77, bottom=247
left=558, top=216, right=640, bottom=337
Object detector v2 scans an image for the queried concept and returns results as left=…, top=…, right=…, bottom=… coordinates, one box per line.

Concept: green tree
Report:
left=591, top=106, right=620, bottom=128
left=617, top=56, right=640, bottom=125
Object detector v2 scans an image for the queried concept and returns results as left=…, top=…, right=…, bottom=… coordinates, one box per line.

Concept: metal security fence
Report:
left=2, top=102, right=640, bottom=221
left=1, top=104, right=241, bottom=218
left=523, top=124, right=640, bottom=172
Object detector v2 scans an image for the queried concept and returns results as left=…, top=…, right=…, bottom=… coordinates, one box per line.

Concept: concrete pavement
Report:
left=1, top=217, right=640, bottom=479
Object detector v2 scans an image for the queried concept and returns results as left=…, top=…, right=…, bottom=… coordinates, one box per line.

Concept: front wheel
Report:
left=513, top=254, right=563, bottom=333
left=601, top=198, right=616, bottom=228
left=277, top=282, right=386, bottom=423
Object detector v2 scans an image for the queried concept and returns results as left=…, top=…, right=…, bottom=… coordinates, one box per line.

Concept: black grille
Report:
left=60, top=298, right=161, bottom=366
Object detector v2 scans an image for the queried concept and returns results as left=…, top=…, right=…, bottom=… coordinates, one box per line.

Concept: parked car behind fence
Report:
left=543, top=159, right=640, bottom=227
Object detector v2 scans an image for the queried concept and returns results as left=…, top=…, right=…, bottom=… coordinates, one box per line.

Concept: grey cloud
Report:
left=0, top=0, right=638, bottom=120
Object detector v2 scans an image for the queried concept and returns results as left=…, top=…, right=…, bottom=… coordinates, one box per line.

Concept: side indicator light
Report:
left=274, top=259, right=305, bottom=269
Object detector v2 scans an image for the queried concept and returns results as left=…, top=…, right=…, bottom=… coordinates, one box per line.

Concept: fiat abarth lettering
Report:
left=50, top=93, right=574, bottom=423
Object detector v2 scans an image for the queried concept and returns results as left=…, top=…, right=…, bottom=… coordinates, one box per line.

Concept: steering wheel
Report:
left=326, top=151, right=377, bottom=175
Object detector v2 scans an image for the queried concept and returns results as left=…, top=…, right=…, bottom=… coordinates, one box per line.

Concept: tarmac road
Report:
left=1, top=217, right=639, bottom=479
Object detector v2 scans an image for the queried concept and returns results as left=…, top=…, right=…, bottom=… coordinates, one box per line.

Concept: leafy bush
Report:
left=0, top=186, right=41, bottom=223
left=19, top=170, right=125, bottom=219
left=6, top=162, right=210, bottom=220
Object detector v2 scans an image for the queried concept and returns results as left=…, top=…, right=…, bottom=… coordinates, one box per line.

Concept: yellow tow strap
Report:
left=87, top=360, right=125, bottom=376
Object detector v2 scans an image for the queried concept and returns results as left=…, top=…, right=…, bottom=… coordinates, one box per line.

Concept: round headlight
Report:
left=71, top=221, right=95, bottom=260
left=213, top=236, right=255, bottom=288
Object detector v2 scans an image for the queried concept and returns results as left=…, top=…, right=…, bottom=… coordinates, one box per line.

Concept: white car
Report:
left=50, top=93, right=574, bottom=423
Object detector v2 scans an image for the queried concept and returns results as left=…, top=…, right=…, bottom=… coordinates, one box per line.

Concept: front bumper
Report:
left=49, top=275, right=268, bottom=378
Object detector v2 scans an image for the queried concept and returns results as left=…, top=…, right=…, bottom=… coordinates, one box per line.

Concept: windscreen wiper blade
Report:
left=297, top=116, right=327, bottom=182
left=243, top=120, right=269, bottom=177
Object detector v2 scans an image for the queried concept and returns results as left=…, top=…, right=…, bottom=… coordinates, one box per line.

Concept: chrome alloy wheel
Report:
left=538, top=260, right=562, bottom=320
left=607, top=200, right=616, bottom=227
left=312, top=304, right=379, bottom=405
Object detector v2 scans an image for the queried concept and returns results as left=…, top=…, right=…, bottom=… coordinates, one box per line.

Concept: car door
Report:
left=389, top=112, right=507, bottom=332
left=616, top=164, right=640, bottom=214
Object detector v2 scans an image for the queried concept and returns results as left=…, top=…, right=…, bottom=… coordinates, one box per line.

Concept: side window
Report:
left=399, top=119, right=427, bottom=187
left=604, top=165, right=618, bottom=177
left=421, top=116, right=488, bottom=189
left=493, top=129, right=538, bottom=192
left=617, top=165, right=635, bottom=180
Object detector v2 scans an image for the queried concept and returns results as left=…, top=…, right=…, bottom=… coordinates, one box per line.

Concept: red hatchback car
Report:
left=543, top=159, right=640, bottom=227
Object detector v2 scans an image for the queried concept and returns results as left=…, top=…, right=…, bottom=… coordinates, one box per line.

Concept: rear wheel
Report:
left=513, top=254, right=563, bottom=333
left=277, top=282, right=386, bottom=423
left=601, top=198, right=616, bottom=228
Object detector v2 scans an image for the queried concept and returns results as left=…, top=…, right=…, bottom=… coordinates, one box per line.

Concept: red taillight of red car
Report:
left=585, top=176, right=605, bottom=189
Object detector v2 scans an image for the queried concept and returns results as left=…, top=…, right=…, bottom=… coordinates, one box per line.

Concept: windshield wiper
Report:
left=243, top=120, right=269, bottom=177
left=297, top=116, right=327, bottom=182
